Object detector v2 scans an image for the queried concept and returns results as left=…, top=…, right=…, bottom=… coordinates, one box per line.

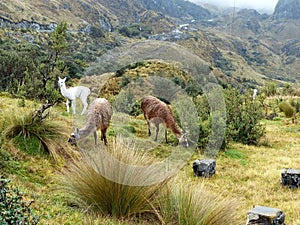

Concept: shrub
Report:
left=90, top=25, right=105, bottom=39
left=278, top=101, right=296, bottom=118
left=261, top=82, right=277, bottom=97
left=0, top=177, right=39, bottom=224
left=224, top=87, right=265, bottom=145
left=195, top=86, right=266, bottom=150
left=289, top=99, right=300, bottom=113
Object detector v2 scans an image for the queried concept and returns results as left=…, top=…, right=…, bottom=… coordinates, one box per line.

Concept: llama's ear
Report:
left=63, top=77, right=67, bottom=81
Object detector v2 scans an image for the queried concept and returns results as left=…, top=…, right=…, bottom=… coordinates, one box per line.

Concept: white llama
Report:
left=68, top=98, right=113, bottom=145
left=253, top=88, right=258, bottom=100
left=141, top=95, right=188, bottom=147
left=57, top=77, right=91, bottom=115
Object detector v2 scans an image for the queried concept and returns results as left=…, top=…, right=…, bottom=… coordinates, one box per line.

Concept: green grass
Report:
left=1, top=96, right=300, bottom=224
left=224, top=148, right=248, bottom=166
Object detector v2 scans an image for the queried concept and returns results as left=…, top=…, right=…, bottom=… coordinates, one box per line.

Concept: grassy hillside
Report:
left=1, top=89, right=300, bottom=224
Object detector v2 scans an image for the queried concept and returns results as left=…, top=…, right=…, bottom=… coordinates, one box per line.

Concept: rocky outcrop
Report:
left=0, top=17, right=56, bottom=31
left=273, top=0, right=300, bottom=19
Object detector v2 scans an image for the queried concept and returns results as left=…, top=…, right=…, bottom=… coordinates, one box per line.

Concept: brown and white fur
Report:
left=141, top=95, right=188, bottom=147
left=68, top=98, right=113, bottom=145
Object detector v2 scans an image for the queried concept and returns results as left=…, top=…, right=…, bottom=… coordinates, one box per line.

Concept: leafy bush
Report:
left=0, top=177, right=39, bottom=224
left=260, top=82, right=277, bottom=97
left=278, top=101, right=295, bottom=118
left=290, top=98, right=300, bottom=113
left=90, top=25, right=105, bottom=39
left=224, top=87, right=265, bottom=145
left=195, top=86, right=265, bottom=149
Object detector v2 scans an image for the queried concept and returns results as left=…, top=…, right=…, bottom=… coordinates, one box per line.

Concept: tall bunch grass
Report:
left=61, top=138, right=241, bottom=224
left=61, top=138, right=168, bottom=220
left=158, top=179, right=241, bottom=225
left=1, top=107, right=72, bottom=161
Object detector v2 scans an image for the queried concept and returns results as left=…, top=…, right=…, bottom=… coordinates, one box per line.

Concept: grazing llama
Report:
left=58, top=77, right=91, bottom=115
left=68, top=98, right=113, bottom=145
left=141, top=95, right=188, bottom=147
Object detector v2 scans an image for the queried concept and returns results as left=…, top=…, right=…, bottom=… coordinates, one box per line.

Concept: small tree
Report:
left=224, top=87, right=265, bottom=145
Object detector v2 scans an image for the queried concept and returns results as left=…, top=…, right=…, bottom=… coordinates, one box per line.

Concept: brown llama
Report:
left=141, top=95, right=188, bottom=147
left=68, top=98, right=113, bottom=145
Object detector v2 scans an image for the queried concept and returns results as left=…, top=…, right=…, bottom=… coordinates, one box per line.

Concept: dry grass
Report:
left=158, top=178, right=241, bottom=225
left=1, top=94, right=300, bottom=224
left=61, top=138, right=170, bottom=220
left=181, top=119, right=300, bottom=224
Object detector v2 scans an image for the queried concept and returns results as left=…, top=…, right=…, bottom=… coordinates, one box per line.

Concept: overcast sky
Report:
left=190, top=0, right=279, bottom=13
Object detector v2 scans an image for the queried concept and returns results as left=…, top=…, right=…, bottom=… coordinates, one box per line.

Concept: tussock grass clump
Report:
left=62, top=138, right=241, bottom=224
left=1, top=107, right=72, bottom=161
left=158, top=179, right=241, bottom=225
left=61, top=138, right=168, bottom=220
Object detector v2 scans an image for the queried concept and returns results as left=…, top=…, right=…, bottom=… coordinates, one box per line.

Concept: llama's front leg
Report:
left=147, top=121, right=151, bottom=136
left=93, top=131, right=98, bottom=146
left=164, top=127, right=168, bottom=143
left=72, top=100, right=76, bottom=114
left=66, top=99, right=70, bottom=113
left=154, top=124, right=159, bottom=141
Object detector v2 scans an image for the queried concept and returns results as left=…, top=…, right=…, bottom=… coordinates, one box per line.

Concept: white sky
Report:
left=190, top=0, right=279, bottom=13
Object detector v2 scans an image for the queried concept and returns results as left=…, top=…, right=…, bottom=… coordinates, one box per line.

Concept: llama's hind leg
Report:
left=100, top=127, right=108, bottom=145
left=80, top=96, right=88, bottom=115
left=71, top=100, right=76, bottom=114
left=147, top=120, right=151, bottom=136
left=164, top=126, right=168, bottom=143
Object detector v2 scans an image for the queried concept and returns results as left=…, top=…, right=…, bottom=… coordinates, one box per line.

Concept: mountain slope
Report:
left=0, top=0, right=299, bottom=85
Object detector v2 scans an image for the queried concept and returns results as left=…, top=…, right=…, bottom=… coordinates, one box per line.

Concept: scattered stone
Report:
left=192, top=159, right=216, bottom=177
left=246, top=205, right=285, bottom=225
left=281, top=168, right=300, bottom=188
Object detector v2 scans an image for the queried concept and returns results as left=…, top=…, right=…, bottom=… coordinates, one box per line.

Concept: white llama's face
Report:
left=57, top=77, right=66, bottom=88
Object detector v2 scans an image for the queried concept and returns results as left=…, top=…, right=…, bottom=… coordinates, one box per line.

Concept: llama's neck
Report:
left=78, top=122, right=96, bottom=139
left=59, top=84, right=68, bottom=97
left=166, top=117, right=182, bottom=138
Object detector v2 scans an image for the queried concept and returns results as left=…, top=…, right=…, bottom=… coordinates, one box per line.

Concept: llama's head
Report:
left=178, top=132, right=189, bottom=148
left=57, top=77, right=67, bottom=88
left=68, top=128, right=80, bottom=145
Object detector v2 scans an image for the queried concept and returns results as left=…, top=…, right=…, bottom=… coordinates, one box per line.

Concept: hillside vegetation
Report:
left=1, top=1, right=300, bottom=224
left=0, top=90, right=300, bottom=224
